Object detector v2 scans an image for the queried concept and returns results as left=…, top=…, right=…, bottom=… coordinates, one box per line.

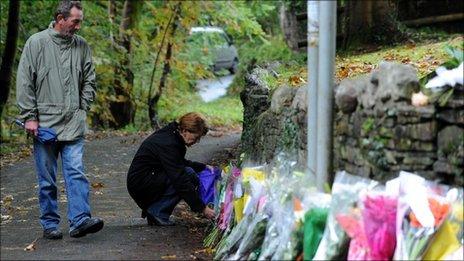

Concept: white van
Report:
left=189, top=27, right=239, bottom=74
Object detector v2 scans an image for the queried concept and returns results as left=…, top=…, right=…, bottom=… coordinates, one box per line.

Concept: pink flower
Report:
left=362, top=195, right=397, bottom=260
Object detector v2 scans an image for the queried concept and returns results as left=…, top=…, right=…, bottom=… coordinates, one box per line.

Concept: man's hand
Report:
left=25, top=120, right=39, bottom=136
left=203, top=206, right=215, bottom=220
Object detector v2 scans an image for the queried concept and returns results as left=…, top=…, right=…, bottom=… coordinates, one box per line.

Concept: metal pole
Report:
left=307, top=1, right=319, bottom=178
left=316, top=0, right=336, bottom=191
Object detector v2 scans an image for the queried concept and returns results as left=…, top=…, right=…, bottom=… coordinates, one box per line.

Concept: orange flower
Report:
left=408, top=197, right=450, bottom=228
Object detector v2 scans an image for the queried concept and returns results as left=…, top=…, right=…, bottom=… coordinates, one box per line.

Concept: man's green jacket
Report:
left=16, top=26, right=96, bottom=141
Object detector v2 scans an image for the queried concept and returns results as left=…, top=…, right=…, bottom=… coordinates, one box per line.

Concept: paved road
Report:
left=0, top=132, right=240, bottom=260
left=197, top=75, right=234, bottom=102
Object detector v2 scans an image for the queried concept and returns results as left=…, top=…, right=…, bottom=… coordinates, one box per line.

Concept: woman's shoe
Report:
left=146, top=213, right=175, bottom=226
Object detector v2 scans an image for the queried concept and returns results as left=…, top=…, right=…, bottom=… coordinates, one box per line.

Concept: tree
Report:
left=339, top=0, right=406, bottom=49
left=0, top=0, right=20, bottom=117
left=108, top=0, right=141, bottom=128
left=279, top=1, right=305, bottom=52
left=147, top=3, right=181, bottom=129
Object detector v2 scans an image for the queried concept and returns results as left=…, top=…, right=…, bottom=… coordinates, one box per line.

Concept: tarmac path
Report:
left=1, top=132, right=240, bottom=260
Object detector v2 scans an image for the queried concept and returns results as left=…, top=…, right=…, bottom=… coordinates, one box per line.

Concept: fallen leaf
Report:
left=161, top=255, right=177, bottom=259
left=401, top=57, right=411, bottom=63
left=24, top=238, right=38, bottom=251
left=1, top=215, right=12, bottom=223
left=288, top=75, right=306, bottom=86
left=3, top=195, right=14, bottom=203
left=91, top=182, right=104, bottom=189
left=338, top=66, right=349, bottom=78
left=194, top=248, right=213, bottom=255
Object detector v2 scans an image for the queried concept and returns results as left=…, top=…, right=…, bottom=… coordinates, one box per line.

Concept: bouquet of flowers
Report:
left=258, top=162, right=307, bottom=260
left=214, top=214, right=252, bottom=260
left=336, top=209, right=370, bottom=260
left=204, top=165, right=240, bottom=249
left=229, top=212, right=268, bottom=260
left=274, top=197, right=306, bottom=261
left=423, top=188, right=463, bottom=260
left=214, top=172, right=266, bottom=260
left=362, top=193, right=397, bottom=260
left=394, top=171, right=451, bottom=260
left=314, top=171, right=378, bottom=260
left=257, top=191, right=289, bottom=259
left=303, top=205, right=329, bottom=260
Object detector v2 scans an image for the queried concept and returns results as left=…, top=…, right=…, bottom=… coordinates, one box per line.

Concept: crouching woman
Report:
left=127, top=112, right=215, bottom=226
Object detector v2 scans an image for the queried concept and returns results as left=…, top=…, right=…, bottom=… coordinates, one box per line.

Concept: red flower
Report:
left=408, top=197, right=450, bottom=228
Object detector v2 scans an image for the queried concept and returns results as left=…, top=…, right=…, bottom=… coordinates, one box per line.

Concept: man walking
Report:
left=16, top=0, right=103, bottom=239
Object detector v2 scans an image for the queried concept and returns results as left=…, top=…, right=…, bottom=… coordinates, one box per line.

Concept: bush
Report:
left=228, top=36, right=305, bottom=95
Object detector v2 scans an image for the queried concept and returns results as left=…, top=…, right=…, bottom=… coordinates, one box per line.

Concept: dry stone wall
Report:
left=240, top=62, right=463, bottom=186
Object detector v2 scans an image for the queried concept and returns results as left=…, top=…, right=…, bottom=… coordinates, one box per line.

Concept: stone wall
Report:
left=240, top=62, right=463, bottom=185
left=240, top=64, right=308, bottom=165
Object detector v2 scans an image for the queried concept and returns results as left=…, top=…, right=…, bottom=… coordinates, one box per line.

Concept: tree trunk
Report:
left=0, top=0, right=20, bottom=117
left=149, top=40, right=173, bottom=129
left=108, top=0, right=116, bottom=44
left=109, top=0, right=140, bottom=128
left=403, top=13, right=464, bottom=27
left=279, top=2, right=305, bottom=52
left=148, top=3, right=181, bottom=129
left=341, top=0, right=404, bottom=49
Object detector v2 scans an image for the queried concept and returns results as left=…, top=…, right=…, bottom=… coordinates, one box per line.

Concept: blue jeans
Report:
left=147, top=167, right=197, bottom=222
left=33, top=139, right=91, bottom=231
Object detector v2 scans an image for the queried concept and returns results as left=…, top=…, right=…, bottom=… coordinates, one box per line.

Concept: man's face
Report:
left=57, top=7, right=83, bottom=37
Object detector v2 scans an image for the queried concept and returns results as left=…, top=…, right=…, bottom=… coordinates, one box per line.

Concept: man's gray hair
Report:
left=54, top=0, right=82, bottom=22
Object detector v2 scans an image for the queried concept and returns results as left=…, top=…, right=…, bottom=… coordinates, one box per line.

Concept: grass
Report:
left=256, top=34, right=463, bottom=91
left=336, top=35, right=463, bottom=79
left=157, top=89, right=243, bottom=129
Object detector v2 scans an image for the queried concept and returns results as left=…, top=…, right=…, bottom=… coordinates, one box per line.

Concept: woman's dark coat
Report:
left=127, top=122, right=206, bottom=212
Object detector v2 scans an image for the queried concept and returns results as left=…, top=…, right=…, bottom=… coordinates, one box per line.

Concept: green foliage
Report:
left=420, top=44, right=464, bottom=106
left=444, top=44, right=464, bottom=65
left=240, top=36, right=302, bottom=66
left=228, top=36, right=305, bottom=95
left=177, top=32, right=215, bottom=80
left=279, top=112, right=299, bottom=151
left=119, top=123, right=141, bottom=134
left=359, top=117, right=390, bottom=171
left=361, top=136, right=390, bottom=170
left=409, top=26, right=453, bottom=43
left=157, top=91, right=243, bottom=128
left=362, top=118, right=375, bottom=133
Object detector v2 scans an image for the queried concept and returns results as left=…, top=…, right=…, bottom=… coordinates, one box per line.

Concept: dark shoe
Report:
left=70, top=218, right=104, bottom=238
left=43, top=228, right=63, bottom=240
left=146, top=213, right=175, bottom=226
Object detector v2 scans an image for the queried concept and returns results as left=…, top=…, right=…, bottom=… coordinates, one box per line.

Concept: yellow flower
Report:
left=453, top=203, right=463, bottom=222
left=242, top=168, right=265, bottom=182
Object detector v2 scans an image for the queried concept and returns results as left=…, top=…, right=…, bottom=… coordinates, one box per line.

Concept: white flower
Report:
left=411, top=91, right=429, bottom=107
left=425, top=62, right=463, bottom=91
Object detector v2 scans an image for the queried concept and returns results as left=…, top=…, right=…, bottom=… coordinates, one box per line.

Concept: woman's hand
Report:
left=206, top=165, right=215, bottom=172
left=203, top=206, right=215, bottom=219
